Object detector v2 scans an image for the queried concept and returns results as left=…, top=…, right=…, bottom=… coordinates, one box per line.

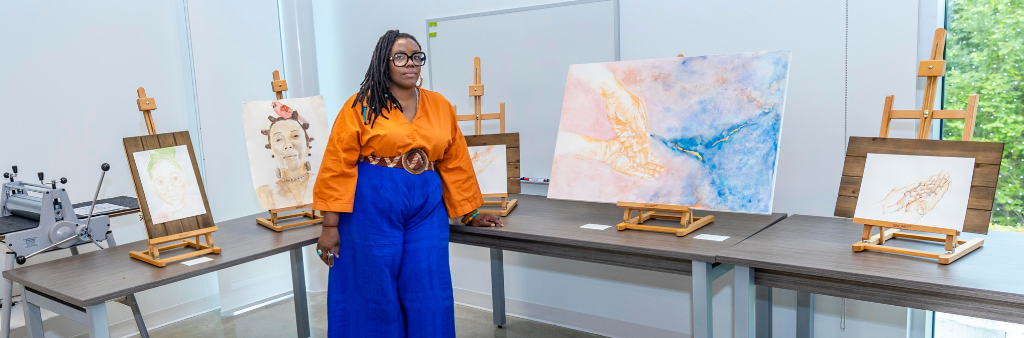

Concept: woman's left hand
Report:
left=469, top=213, right=504, bottom=227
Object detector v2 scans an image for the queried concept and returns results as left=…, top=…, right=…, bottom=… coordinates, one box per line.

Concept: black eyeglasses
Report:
left=390, top=52, right=426, bottom=67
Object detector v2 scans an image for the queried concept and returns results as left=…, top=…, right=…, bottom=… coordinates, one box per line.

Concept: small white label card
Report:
left=74, top=203, right=128, bottom=217
left=181, top=257, right=214, bottom=266
left=693, top=234, right=730, bottom=242
left=580, top=224, right=613, bottom=230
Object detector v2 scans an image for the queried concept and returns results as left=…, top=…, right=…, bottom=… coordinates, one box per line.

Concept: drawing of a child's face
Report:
left=269, top=119, right=309, bottom=172
left=150, top=160, right=186, bottom=205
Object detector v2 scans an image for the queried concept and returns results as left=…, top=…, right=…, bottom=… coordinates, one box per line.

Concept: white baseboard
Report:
left=220, top=291, right=293, bottom=318
left=453, top=287, right=689, bottom=338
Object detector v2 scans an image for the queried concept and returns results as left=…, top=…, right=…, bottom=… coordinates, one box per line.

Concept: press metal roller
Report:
left=0, top=164, right=112, bottom=264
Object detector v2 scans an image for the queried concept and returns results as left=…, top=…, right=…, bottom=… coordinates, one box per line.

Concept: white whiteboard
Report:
left=426, top=0, right=618, bottom=182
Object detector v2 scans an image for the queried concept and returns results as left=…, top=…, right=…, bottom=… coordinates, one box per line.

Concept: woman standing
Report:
left=313, top=30, right=504, bottom=338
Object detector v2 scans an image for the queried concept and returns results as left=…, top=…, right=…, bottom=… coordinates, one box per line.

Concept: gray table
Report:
left=718, top=214, right=1024, bottom=338
left=3, top=213, right=320, bottom=338
left=450, top=194, right=787, bottom=338
left=2, top=195, right=141, bottom=338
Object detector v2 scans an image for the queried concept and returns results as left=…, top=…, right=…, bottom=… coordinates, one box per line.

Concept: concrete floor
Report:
left=139, top=292, right=605, bottom=338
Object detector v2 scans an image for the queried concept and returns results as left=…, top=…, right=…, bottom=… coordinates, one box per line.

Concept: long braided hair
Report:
left=352, top=30, right=421, bottom=127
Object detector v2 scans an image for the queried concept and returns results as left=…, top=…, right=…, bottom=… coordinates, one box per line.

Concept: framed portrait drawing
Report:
left=124, top=131, right=218, bottom=267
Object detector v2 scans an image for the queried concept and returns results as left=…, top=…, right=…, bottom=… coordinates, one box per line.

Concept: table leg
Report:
left=105, top=231, right=117, bottom=247
left=692, top=261, right=713, bottom=338
left=489, top=248, right=506, bottom=327
left=2, top=253, right=14, bottom=338
left=84, top=303, right=109, bottom=338
left=755, top=285, right=772, bottom=338
left=734, top=266, right=755, bottom=338
left=121, top=294, right=150, bottom=338
left=107, top=233, right=150, bottom=338
left=906, top=309, right=932, bottom=338
left=797, top=292, right=813, bottom=338
left=290, top=247, right=310, bottom=338
left=21, top=297, right=42, bottom=338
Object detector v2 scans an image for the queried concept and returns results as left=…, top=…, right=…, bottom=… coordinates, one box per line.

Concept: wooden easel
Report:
left=456, top=57, right=516, bottom=215
left=878, top=28, right=978, bottom=140
left=456, top=57, right=506, bottom=135
left=850, top=28, right=985, bottom=264
left=136, top=88, right=158, bottom=135
left=255, top=70, right=323, bottom=231
left=616, top=202, right=715, bottom=237
left=128, top=88, right=221, bottom=267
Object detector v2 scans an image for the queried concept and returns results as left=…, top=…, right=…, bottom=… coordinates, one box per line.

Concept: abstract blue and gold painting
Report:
left=548, top=50, right=791, bottom=214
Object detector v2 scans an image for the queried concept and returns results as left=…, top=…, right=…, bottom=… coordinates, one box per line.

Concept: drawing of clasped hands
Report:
left=873, top=170, right=952, bottom=223
left=597, top=88, right=664, bottom=180
left=558, top=64, right=665, bottom=180
left=470, top=146, right=500, bottom=176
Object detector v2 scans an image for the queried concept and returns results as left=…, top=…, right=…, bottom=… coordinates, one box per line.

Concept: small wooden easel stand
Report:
left=255, top=70, right=324, bottom=231
left=616, top=202, right=714, bottom=237
left=128, top=87, right=221, bottom=267
left=457, top=58, right=516, bottom=216
left=851, top=28, right=983, bottom=264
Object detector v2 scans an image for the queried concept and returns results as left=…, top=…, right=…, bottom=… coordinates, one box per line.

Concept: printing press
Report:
left=0, top=164, right=147, bottom=338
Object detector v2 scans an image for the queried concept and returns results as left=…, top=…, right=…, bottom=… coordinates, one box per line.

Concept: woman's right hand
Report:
left=316, top=212, right=342, bottom=267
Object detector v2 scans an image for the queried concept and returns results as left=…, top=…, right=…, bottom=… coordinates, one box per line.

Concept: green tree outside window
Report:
left=943, top=0, right=1024, bottom=231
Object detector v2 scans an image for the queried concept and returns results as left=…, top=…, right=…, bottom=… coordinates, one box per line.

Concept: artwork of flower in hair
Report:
left=548, top=51, right=791, bottom=214
left=241, top=96, right=329, bottom=210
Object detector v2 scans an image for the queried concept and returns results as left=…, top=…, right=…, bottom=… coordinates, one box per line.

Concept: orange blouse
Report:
left=313, top=88, right=483, bottom=218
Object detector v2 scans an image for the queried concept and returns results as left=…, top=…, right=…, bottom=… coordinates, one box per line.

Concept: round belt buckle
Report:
left=402, top=149, right=428, bottom=175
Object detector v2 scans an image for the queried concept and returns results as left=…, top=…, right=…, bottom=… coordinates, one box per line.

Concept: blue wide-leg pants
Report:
left=327, top=162, right=455, bottom=338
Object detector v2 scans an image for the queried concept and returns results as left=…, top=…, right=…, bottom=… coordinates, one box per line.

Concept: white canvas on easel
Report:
left=469, top=145, right=508, bottom=194
left=854, top=154, right=975, bottom=231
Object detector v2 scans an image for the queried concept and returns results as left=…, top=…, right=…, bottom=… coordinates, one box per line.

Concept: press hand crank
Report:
left=16, top=163, right=112, bottom=264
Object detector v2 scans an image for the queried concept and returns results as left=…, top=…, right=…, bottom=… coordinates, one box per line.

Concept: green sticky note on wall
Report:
left=429, top=32, right=437, bottom=37
left=428, top=21, right=438, bottom=27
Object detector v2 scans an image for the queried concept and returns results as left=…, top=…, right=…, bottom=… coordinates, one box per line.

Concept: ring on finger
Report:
left=317, top=249, right=322, bottom=256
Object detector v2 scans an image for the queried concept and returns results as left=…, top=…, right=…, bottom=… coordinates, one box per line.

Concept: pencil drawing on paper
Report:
left=469, top=145, right=507, bottom=195
left=133, top=145, right=206, bottom=224
left=854, top=154, right=976, bottom=230
left=241, top=96, right=329, bottom=210
left=547, top=50, right=791, bottom=213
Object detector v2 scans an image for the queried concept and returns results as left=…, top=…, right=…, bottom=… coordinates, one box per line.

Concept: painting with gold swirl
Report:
left=547, top=51, right=791, bottom=214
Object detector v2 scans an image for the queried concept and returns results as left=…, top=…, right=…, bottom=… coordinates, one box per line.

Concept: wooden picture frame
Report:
left=835, top=137, right=1003, bottom=264
left=835, top=137, right=1001, bottom=234
left=124, top=131, right=220, bottom=267
left=465, top=133, right=520, bottom=215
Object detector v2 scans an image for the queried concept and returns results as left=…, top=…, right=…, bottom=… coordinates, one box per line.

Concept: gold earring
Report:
left=416, top=75, right=423, bottom=88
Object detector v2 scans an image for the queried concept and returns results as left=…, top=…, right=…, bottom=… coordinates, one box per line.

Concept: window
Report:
left=943, top=0, right=1024, bottom=232
left=937, top=1, right=1024, bottom=337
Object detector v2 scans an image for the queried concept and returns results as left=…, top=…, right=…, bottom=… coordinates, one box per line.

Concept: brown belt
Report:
left=359, top=149, right=434, bottom=175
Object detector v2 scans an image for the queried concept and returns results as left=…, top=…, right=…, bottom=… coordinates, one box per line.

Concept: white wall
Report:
left=183, top=0, right=301, bottom=315
left=313, top=0, right=925, bottom=337
left=0, top=1, right=220, bottom=336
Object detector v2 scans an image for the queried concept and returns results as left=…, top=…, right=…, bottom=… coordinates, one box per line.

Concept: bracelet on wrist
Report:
left=462, top=211, right=480, bottom=225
